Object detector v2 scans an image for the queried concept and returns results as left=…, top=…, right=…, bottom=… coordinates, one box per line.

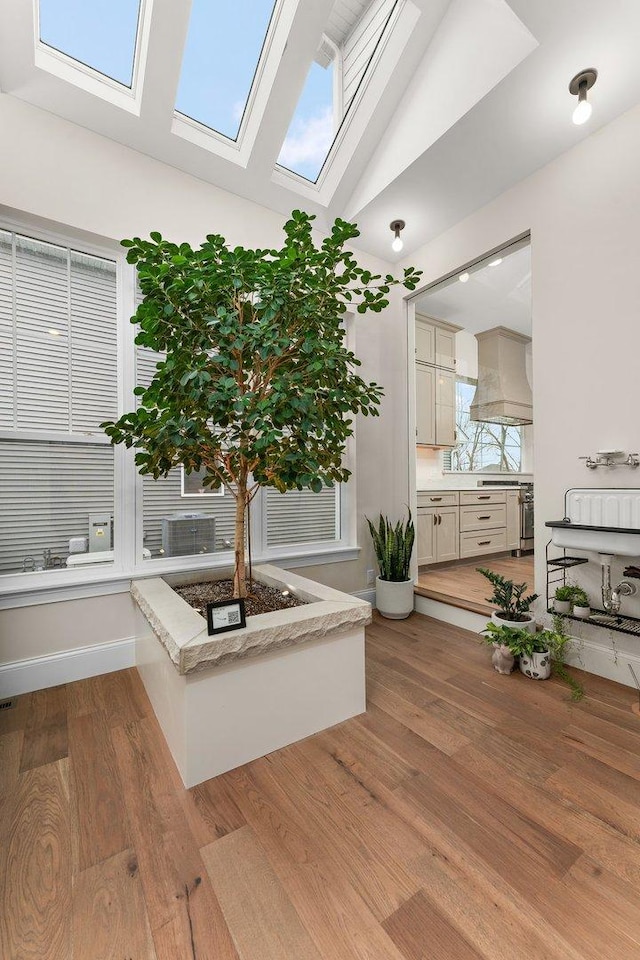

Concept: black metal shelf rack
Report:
left=546, top=539, right=640, bottom=637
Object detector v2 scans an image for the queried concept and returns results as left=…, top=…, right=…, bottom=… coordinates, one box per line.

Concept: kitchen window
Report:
left=443, top=377, right=522, bottom=473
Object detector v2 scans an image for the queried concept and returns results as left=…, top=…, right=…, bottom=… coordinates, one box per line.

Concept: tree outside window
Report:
left=447, top=378, right=521, bottom=472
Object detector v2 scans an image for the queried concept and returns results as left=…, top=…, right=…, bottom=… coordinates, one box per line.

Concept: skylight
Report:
left=277, top=0, right=398, bottom=183
left=175, top=0, right=277, bottom=141
left=38, top=0, right=141, bottom=88
left=278, top=59, right=336, bottom=183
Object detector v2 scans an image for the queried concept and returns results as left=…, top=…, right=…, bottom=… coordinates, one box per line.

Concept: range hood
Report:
left=470, top=326, right=533, bottom=425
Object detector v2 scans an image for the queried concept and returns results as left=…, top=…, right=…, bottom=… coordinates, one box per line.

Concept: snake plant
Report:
left=367, top=511, right=415, bottom=582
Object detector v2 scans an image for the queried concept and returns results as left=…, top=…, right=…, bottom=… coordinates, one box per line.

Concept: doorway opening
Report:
left=408, top=236, right=534, bottom=615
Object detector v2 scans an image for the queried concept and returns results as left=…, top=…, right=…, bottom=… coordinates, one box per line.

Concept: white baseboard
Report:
left=352, top=588, right=376, bottom=605
left=564, top=635, right=640, bottom=689
left=0, top=636, right=136, bottom=698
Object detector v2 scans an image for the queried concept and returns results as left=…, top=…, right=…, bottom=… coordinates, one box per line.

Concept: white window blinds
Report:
left=0, top=230, right=117, bottom=433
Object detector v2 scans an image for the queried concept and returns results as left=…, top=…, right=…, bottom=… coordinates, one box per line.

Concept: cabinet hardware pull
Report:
left=477, top=495, right=491, bottom=500
left=430, top=497, right=442, bottom=502
left=438, top=515, right=442, bottom=525
left=433, top=514, right=437, bottom=526
left=478, top=540, right=491, bottom=545
left=478, top=515, right=491, bottom=520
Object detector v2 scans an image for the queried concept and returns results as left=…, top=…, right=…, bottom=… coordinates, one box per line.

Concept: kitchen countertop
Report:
left=418, top=484, right=531, bottom=492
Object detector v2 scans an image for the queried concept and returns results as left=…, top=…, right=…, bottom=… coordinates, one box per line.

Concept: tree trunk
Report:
left=233, top=479, right=247, bottom=598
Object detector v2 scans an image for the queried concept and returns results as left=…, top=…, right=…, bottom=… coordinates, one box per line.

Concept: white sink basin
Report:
left=550, top=525, right=640, bottom=557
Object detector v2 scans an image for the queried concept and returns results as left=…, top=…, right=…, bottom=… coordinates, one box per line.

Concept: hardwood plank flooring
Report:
left=2, top=613, right=640, bottom=959
left=416, top=554, right=535, bottom=614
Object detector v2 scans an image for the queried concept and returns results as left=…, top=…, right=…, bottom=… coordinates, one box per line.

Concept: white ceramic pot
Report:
left=491, top=610, right=536, bottom=634
left=519, top=649, right=551, bottom=680
left=376, top=577, right=414, bottom=620
left=573, top=604, right=591, bottom=619
left=554, top=599, right=571, bottom=614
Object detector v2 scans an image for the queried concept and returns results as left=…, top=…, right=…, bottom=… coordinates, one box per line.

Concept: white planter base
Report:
left=132, top=565, right=369, bottom=787
left=136, top=617, right=365, bottom=788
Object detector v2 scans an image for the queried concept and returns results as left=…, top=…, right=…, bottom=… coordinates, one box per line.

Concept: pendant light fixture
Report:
left=569, top=68, right=597, bottom=125
left=390, top=219, right=405, bottom=253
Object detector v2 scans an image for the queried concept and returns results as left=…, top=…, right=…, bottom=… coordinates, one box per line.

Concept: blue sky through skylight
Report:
left=175, top=0, right=276, bottom=141
left=278, top=60, right=334, bottom=182
left=39, top=0, right=140, bottom=87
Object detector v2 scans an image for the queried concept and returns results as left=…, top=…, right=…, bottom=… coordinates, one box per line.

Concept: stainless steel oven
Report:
left=518, top=483, right=534, bottom=555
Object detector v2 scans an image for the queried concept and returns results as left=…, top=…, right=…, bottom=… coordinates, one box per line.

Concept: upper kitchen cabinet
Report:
left=415, top=316, right=459, bottom=448
left=415, top=316, right=457, bottom=370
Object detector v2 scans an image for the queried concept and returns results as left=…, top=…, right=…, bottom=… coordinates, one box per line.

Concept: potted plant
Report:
left=480, top=621, right=521, bottom=674
left=477, top=568, right=538, bottom=633
left=101, top=211, right=421, bottom=599
left=367, top=512, right=415, bottom=619
left=554, top=585, right=574, bottom=614
left=506, top=629, right=552, bottom=679
left=571, top=587, right=591, bottom=618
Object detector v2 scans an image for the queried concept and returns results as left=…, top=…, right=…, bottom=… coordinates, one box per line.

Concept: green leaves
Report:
left=366, top=512, right=415, bottom=581
left=476, top=568, right=538, bottom=619
left=104, top=210, right=421, bottom=508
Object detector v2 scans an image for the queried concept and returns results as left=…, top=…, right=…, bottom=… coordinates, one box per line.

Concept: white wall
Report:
left=405, top=98, right=640, bottom=671
left=0, top=93, right=409, bottom=671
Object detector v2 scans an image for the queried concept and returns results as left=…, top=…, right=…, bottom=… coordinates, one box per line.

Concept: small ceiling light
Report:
left=459, top=272, right=470, bottom=283
left=489, top=257, right=503, bottom=267
left=390, top=219, right=405, bottom=253
left=569, top=68, right=597, bottom=125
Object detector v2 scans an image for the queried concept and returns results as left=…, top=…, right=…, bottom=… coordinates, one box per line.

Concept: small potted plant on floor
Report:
left=480, top=621, right=522, bottom=675
left=554, top=585, right=574, bottom=615
left=571, top=587, right=591, bottom=619
left=367, top=512, right=415, bottom=619
left=477, top=568, right=538, bottom=633
left=506, top=629, right=552, bottom=679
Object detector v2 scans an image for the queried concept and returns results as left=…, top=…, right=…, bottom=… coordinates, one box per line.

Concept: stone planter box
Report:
left=131, top=564, right=371, bottom=787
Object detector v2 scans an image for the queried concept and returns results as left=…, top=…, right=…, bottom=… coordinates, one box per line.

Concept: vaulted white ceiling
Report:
left=1, top=0, right=640, bottom=261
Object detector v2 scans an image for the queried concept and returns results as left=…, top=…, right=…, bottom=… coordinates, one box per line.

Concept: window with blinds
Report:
left=0, top=229, right=118, bottom=575
left=265, top=486, right=340, bottom=547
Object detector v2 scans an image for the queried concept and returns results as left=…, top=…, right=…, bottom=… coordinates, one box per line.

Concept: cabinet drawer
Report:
left=460, top=491, right=506, bottom=506
left=460, top=528, right=507, bottom=558
left=460, top=504, right=507, bottom=532
left=417, top=491, right=459, bottom=507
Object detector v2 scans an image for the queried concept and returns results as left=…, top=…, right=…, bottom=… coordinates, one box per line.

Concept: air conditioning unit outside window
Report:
left=161, top=513, right=216, bottom=557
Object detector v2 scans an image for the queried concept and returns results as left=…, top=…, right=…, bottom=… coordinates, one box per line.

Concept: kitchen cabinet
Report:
left=415, top=318, right=458, bottom=449
left=416, top=366, right=456, bottom=447
left=415, top=364, right=436, bottom=445
left=417, top=494, right=460, bottom=565
left=417, top=487, right=524, bottom=566
left=415, top=317, right=457, bottom=370
left=435, top=369, right=456, bottom=447
left=417, top=508, right=459, bottom=564
left=435, top=327, right=456, bottom=370
left=415, top=321, right=435, bottom=365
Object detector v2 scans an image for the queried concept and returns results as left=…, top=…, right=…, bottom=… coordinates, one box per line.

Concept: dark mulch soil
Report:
left=174, top=579, right=304, bottom=619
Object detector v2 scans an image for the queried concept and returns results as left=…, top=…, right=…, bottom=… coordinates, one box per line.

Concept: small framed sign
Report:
left=206, top=598, right=247, bottom=636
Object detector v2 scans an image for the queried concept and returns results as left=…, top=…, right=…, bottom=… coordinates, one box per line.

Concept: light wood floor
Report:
left=416, top=554, right=535, bottom=615
left=3, top=612, right=640, bottom=959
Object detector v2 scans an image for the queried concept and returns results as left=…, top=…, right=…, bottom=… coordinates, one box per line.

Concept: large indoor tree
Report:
left=102, top=211, right=421, bottom=597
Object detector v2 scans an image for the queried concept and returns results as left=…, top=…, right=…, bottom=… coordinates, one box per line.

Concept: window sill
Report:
left=0, top=545, right=361, bottom=610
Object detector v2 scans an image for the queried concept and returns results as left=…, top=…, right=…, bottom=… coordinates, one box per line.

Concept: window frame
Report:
left=0, top=214, right=358, bottom=609
left=443, top=375, right=523, bottom=474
